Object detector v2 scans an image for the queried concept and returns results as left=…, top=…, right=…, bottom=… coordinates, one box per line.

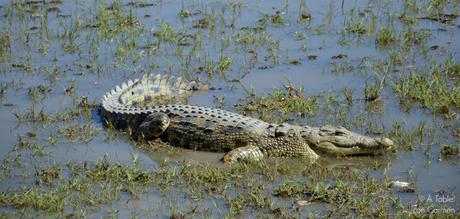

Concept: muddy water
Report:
left=0, top=0, right=459, bottom=217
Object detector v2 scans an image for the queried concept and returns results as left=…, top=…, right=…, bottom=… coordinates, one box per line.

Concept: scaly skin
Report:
left=100, top=74, right=393, bottom=163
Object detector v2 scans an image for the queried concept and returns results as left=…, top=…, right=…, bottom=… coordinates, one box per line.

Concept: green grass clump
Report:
left=218, top=56, right=233, bottom=72
left=402, top=28, right=431, bottom=48
left=236, top=82, right=317, bottom=122
left=1, top=186, right=69, bottom=212
left=440, top=144, right=459, bottom=156
left=0, top=31, right=11, bottom=61
left=58, top=123, right=100, bottom=143
left=86, top=156, right=152, bottom=184
left=94, top=1, right=141, bottom=39
left=376, top=28, right=397, bottom=48
left=258, top=11, right=288, bottom=26
left=345, top=19, right=367, bottom=35
left=35, top=165, right=61, bottom=185
left=229, top=184, right=271, bottom=214
left=275, top=181, right=305, bottom=197
left=428, top=0, right=448, bottom=14
left=386, top=122, right=418, bottom=151
left=263, top=89, right=317, bottom=116
left=180, top=162, right=232, bottom=195
left=304, top=181, right=351, bottom=204
left=398, top=14, right=417, bottom=25
left=444, top=60, right=460, bottom=81
left=393, top=66, right=460, bottom=117
left=153, top=22, right=178, bottom=43
left=364, top=82, right=382, bottom=102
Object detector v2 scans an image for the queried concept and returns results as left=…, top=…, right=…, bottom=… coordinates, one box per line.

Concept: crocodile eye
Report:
left=131, top=91, right=134, bottom=95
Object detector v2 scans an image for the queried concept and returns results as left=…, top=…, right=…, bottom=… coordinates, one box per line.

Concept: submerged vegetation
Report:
left=0, top=156, right=446, bottom=217
left=0, top=0, right=459, bottom=217
left=394, top=62, right=460, bottom=117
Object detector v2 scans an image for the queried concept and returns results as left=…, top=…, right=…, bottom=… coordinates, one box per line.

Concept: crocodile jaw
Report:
left=310, top=138, right=393, bottom=156
left=300, top=126, right=394, bottom=156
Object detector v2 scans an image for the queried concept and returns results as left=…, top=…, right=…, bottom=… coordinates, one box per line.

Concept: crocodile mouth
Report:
left=299, top=125, right=394, bottom=156
left=309, top=137, right=394, bottom=156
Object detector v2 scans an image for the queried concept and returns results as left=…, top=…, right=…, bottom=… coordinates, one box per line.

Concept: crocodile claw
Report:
left=223, top=146, right=263, bottom=164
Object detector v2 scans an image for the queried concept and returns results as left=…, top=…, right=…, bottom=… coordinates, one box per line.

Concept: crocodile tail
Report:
left=117, top=74, right=206, bottom=106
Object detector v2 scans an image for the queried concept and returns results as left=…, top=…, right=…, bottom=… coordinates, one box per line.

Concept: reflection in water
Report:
left=135, top=138, right=392, bottom=171
left=134, top=140, right=226, bottom=167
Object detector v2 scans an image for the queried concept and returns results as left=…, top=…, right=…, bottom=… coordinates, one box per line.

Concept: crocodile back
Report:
left=101, top=74, right=270, bottom=133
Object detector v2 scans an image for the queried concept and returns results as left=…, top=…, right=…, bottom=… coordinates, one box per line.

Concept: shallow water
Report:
left=0, top=0, right=459, bottom=217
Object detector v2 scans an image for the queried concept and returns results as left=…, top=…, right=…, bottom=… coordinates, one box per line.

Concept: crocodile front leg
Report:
left=222, top=134, right=320, bottom=164
left=133, top=113, right=170, bottom=140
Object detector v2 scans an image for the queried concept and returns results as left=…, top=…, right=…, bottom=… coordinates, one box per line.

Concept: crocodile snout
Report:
left=378, top=137, right=394, bottom=150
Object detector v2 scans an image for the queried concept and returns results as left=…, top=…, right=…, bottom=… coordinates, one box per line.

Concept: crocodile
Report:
left=101, top=74, right=394, bottom=163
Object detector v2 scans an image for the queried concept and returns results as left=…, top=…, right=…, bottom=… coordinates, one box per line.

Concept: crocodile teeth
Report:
left=127, top=80, right=134, bottom=86
left=110, top=89, right=116, bottom=95
left=116, top=85, right=122, bottom=91
left=178, top=79, right=188, bottom=90
left=133, top=78, right=139, bottom=83
left=153, top=74, right=161, bottom=85
left=143, top=74, right=153, bottom=83
left=175, top=77, right=183, bottom=87
left=160, top=75, right=169, bottom=87
left=121, top=82, right=127, bottom=89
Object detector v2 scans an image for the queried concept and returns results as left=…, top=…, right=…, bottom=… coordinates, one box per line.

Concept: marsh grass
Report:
left=58, top=122, right=100, bottom=143
left=402, top=27, right=431, bottom=48
left=1, top=186, right=69, bottom=212
left=257, top=11, right=288, bottom=26
left=0, top=150, right=451, bottom=217
left=1, top=0, right=459, bottom=217
left=364, top=82, right=382, bottom=102
left=376, top=27, right=398, bottom=48
left=235, top=81, right=318, bottom=123
left=440, top=144, right=459, bottom=156
left=0, top=148, right=400, bottom=217
left=275, top=181, right=305, bottom=197
left=393, top=64, right=460, bottom=117
left=345, top=19, right=367, bottom=36
left=0, top=31, right=11, bottom=62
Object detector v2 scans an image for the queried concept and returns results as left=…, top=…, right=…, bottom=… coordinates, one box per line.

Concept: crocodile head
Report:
left=300, top=125, right=394, bottom=156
